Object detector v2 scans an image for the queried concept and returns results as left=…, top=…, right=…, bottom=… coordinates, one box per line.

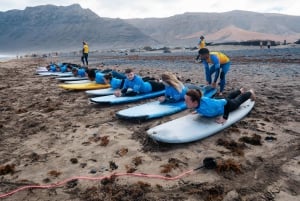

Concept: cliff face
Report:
left=1, top=5, right=299, bottom=53
left=0, top=4, right=158, bottom=53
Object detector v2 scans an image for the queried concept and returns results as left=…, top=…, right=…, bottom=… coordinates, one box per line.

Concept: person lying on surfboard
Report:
left=104, top=73, right=158, bottom=90
left=71, top=67, right=88, bottom=77
left=88, top=69, right=126, bottom=84
left=184, top=88, right=255, bottom=124
left=114, top=68, right=165, bottom=97
left=158, top=72, right=188, bottom=103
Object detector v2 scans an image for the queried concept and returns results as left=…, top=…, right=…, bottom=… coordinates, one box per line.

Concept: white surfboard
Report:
left=64, top=80, right=92, bottom=84
left=85, top=88, right=116, bottom=96
left=37, top=72, right=73, bottom=77
left=56, top=76, right=88, bottom=81
left=147, top=100, right=255, bottom=143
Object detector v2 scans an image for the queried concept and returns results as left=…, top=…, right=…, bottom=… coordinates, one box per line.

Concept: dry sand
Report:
left=0, top=46, right=299, bottom=201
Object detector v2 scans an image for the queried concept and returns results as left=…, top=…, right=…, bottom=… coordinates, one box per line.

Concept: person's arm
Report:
left=211, top=55, right=220, bottom=83
left=216, top=103, right=230, bottom=124
left=203, top=61, right=211, bottom=84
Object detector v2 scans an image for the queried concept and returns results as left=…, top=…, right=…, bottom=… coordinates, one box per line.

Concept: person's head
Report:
left=55, top=65, right=61, bottom=72
left=87, top=69, right=96, bottom=81
left=125, top=68, right=135, bottom=80
left=72, top=67, right=78, bottom=76
left=198, top=48, right=210, bottom=60
left=200, top=35, right=204, bottom=40
left=161, top=72, right=183, bottom=92
left=83, top=41, right=87, bottom=45
left=103, top=73, right=113, bottom=84
left=184, top=89, right=202, bottom=109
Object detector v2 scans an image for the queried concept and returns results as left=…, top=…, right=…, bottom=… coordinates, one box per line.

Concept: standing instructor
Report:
left=81, top=41, right=89, bottom=67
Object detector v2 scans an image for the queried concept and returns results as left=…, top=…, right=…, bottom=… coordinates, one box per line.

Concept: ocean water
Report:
left=0, top=54, right=16, bottom=62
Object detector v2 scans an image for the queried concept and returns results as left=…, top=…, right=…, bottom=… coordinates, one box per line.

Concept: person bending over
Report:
left=184, top=88, right=255, bottom=124
left=198, top=48, right=231, bottom=95
left=114, top=68, right=164, bottom=97
left=158, top=72, right=188, bottom=103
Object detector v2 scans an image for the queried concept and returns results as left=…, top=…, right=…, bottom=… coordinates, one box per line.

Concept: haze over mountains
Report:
left=0, top=4, right=299, bottom=53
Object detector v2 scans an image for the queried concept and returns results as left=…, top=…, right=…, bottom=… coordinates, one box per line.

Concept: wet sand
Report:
left=0, top=46, right=299, bottom=200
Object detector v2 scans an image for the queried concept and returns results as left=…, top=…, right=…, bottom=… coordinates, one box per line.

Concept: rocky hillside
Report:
left=126, top=10, right=300, bottom=46
left=0, top=4, right=158, bottom=53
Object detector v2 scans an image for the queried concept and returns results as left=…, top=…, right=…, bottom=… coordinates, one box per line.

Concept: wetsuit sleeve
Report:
left=211, top=55, right=220, bottom=83
left=203, top=61, right=211, bottom=84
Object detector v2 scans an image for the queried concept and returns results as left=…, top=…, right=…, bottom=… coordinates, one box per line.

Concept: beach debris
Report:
left=132, top=156, right=143, bottom=166
left=265, top=136, right=277, bottom=142
left=100, top=136, right=110, bottom=146
left=47, top=170, right=61, bottom=177
left=239, top=134, right=262, bottom=145
left=216, top=158, right=242, bottom=174
left=70, top=158, right=78, bottom=164
left=116, top=148, right=128, bottom=157
left=66, top=179, right=78, bottom=188
left=0, top=164, right=15, bottom=175
left=125, top=165, right=137, bottom=173
left=216, top=139, right=246, bottom=156
left=89, top=169, right=97, bottom=174
left=109, top=161, right=118, bottom=170
left=80, top=163, right=87, bottom=168
left=160, top=158, right=187, bottom=173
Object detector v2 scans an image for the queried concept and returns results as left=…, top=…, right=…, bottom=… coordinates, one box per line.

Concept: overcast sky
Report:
left=0, top=0, right=299, bottom=18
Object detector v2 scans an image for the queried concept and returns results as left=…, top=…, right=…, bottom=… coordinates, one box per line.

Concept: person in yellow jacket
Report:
left=198, top=48, right=231, bottom=95
left=195, top=35, right=206, bottom=62
left=81, top=41, right=89, bottom=66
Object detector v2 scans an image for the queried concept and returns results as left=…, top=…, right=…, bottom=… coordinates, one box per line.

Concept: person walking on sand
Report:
left=197, top=48, right=230, bottom=96
left=267, top=41, right=271, bottom=49
left=184, top=88, right=255, bottom=124
left=81, top=41, right=89, bottom=66
left=195, top=35, right=206, bottom=62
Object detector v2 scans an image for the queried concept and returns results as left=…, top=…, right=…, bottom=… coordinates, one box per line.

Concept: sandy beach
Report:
left=0, top=46, right=299, bottom=201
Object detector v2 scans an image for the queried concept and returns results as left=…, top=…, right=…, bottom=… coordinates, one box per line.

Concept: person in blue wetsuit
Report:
left=72, top=67, right=87, bottom=77
left=184, top=88, right=255, bottom=124
left=198, top=48, right=231, bottom=95
left=103, top=73, right=125, bottom=89
left=114, top=68, right=164, bottom=97
left=158, top=72, right=187, bottom=103
left=87, top=69, right=105, bottom=84
left=46, top=63, right=59, bottom=72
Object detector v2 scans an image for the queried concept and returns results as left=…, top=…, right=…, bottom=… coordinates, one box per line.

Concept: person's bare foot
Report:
left=249, top=89, right=256, bottom=101
left=240, top=87, right=246, bottom=94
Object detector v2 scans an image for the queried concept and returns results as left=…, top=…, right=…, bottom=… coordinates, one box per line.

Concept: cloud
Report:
left=0, top=0, right=299, bottom=18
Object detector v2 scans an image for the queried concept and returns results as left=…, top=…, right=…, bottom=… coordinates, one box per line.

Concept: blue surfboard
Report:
left=90, top=90, right=165, bottom=104
left=116, top=87, right=217, bottom=120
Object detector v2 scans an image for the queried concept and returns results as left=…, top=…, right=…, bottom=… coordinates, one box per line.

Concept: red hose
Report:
left=0, top=169, right=194, bottom=198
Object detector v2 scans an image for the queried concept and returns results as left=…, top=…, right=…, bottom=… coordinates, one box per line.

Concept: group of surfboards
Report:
left=36, top=62, right=255, bottom=144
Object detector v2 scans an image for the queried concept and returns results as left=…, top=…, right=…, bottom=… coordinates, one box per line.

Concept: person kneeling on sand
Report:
left=158, top=72, right=188, bottom=103
left=184, top=88, right=255, bottom=124
left=114, top=68, right=165, bottom=97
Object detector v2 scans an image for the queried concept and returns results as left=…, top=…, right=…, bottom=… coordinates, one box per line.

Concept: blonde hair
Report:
left=161, top=72, right=184, bottom=93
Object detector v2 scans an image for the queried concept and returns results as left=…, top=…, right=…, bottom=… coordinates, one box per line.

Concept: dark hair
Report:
left=87, top=69, right=96, bottom=79
left=104, top=73, right=113, bottom=81
left=125, top=68, right=133, bottom=74
left=200, top=35, right=204, bottom=39
left=186, top=89, right=202, bottom=103
left=198, top=48, right=209, bottom=55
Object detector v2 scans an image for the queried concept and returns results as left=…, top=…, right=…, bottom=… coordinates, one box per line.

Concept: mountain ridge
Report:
left=0, top=4, right=299, bottom=53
